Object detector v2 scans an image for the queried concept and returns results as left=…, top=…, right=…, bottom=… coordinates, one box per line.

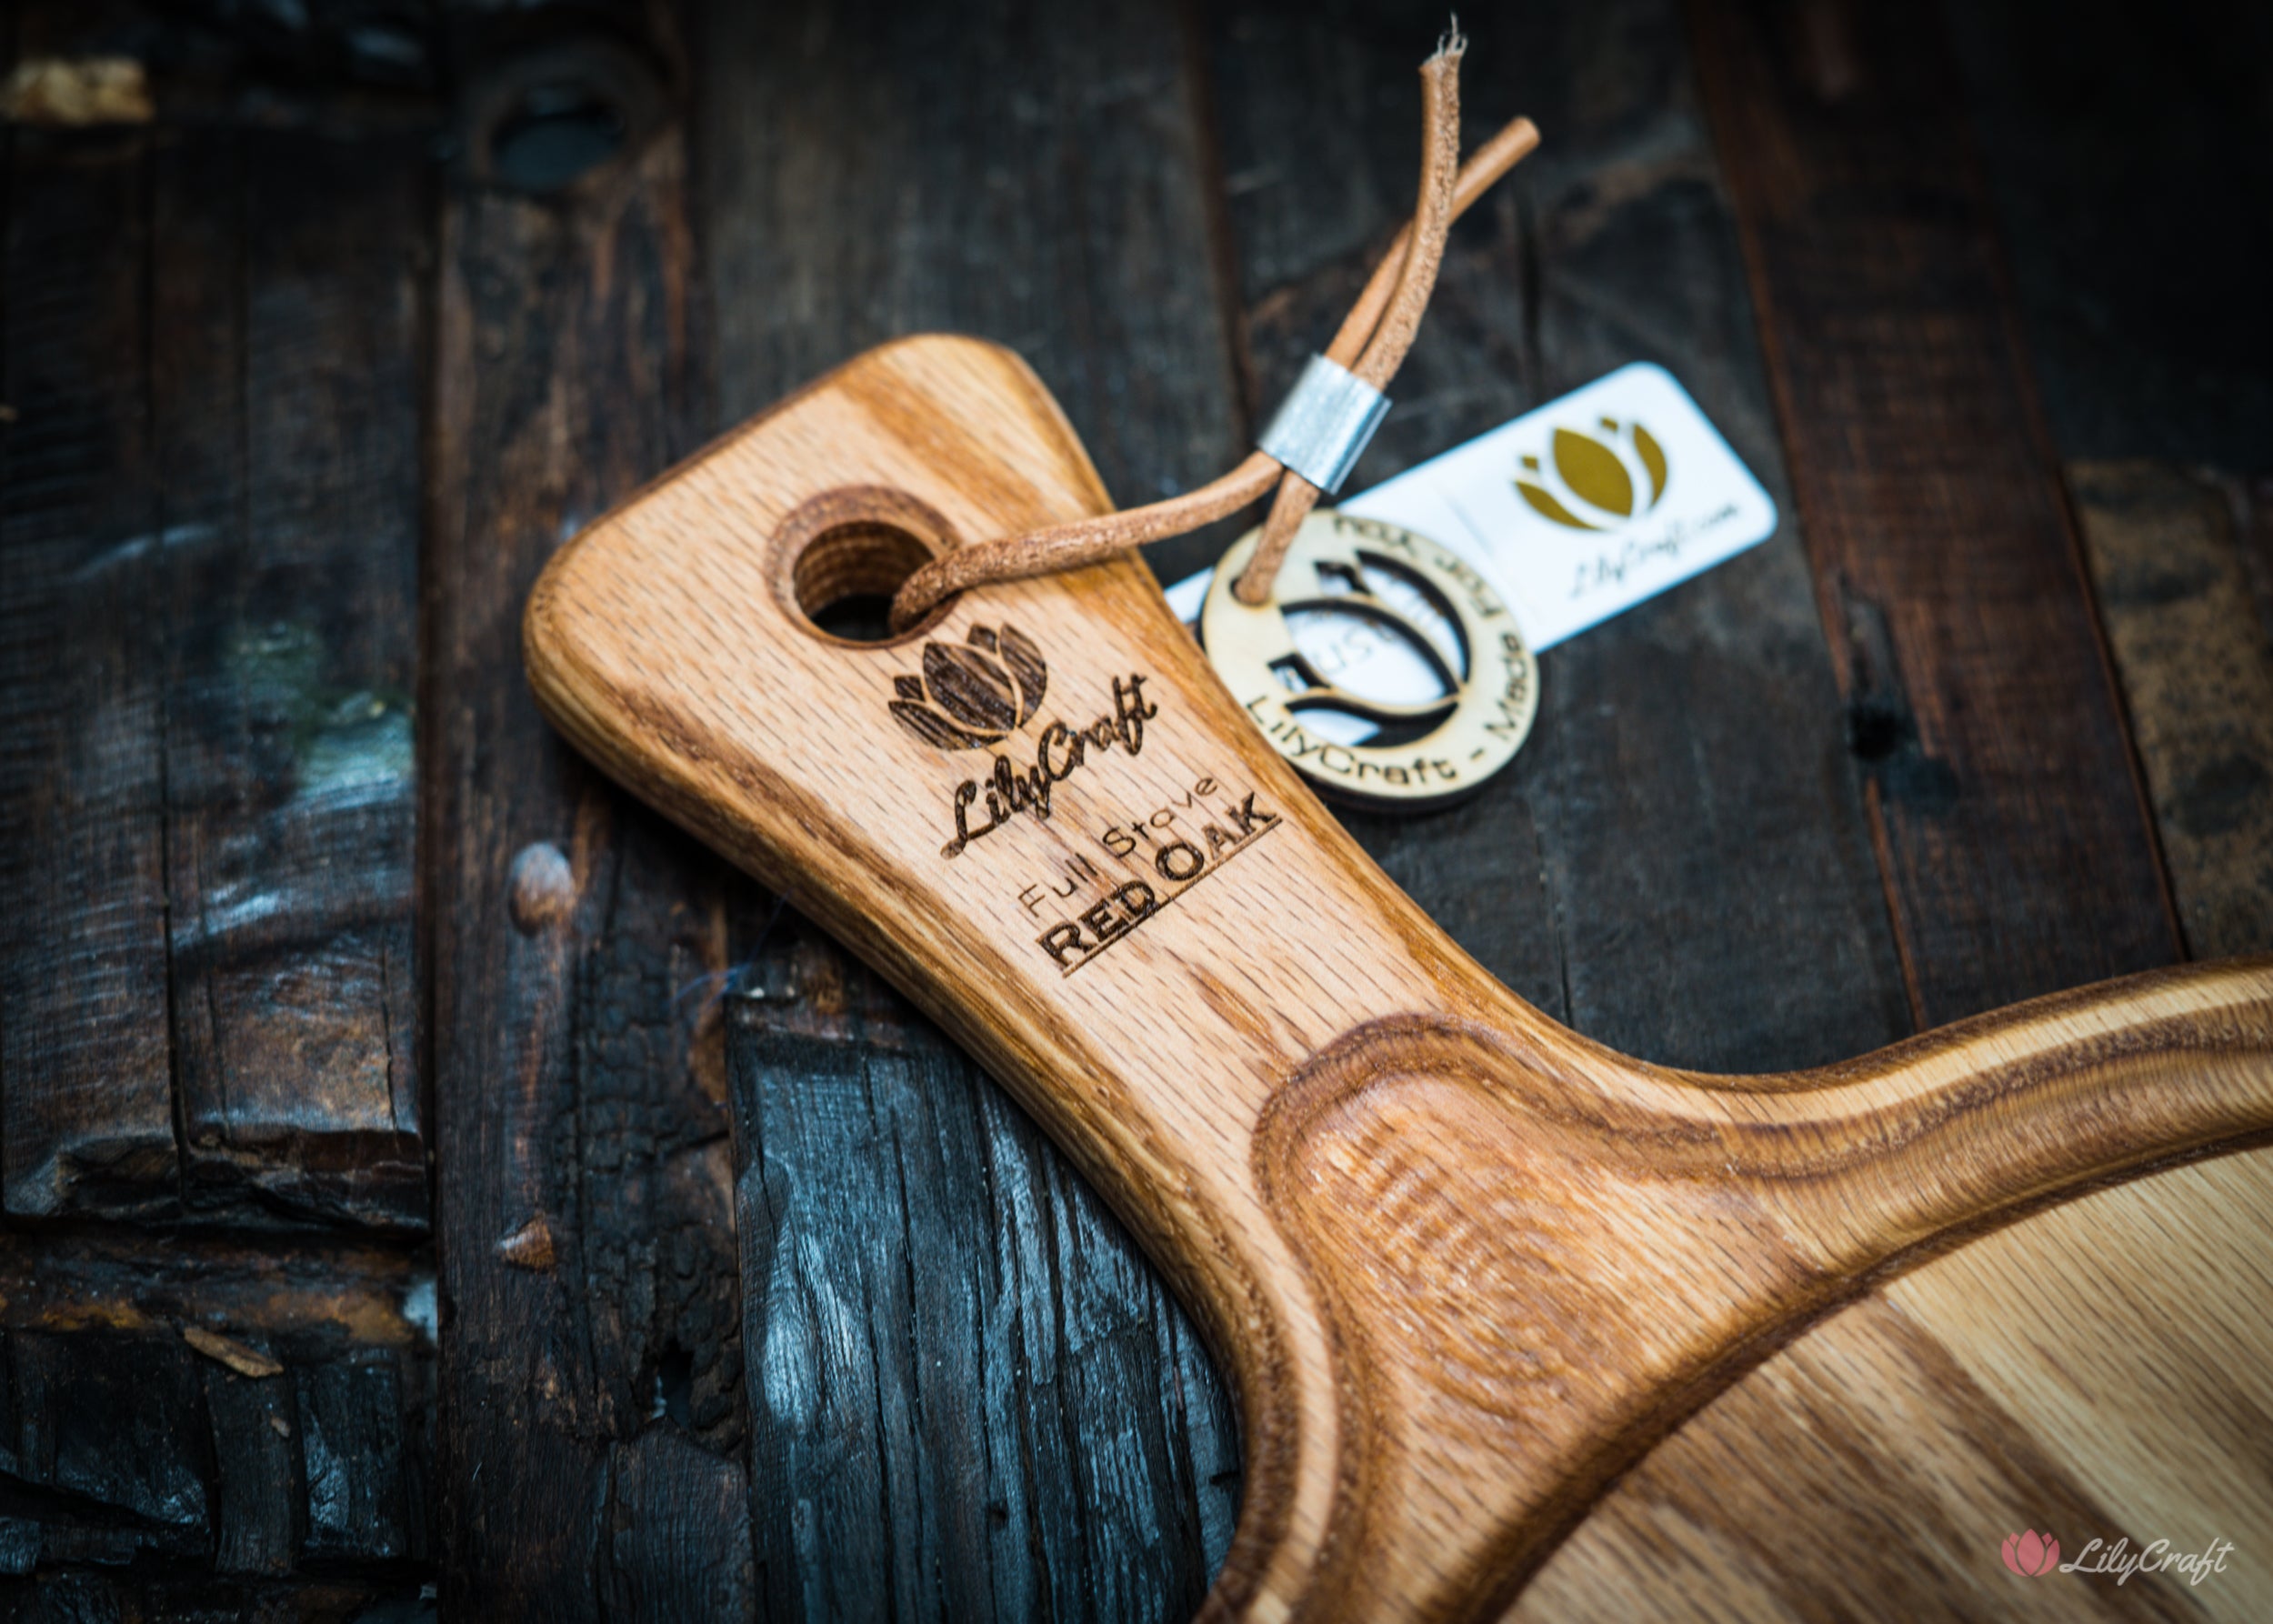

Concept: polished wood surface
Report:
left=525, top=334, right=2273, bottom=1622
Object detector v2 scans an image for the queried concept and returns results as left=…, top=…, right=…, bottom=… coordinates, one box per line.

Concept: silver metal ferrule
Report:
left=1257, top=354, right=1391, bottom=494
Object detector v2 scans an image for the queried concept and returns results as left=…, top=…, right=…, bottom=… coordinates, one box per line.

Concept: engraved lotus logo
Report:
left=2001, top=1529, right=2060, bottom=1578
left=1516, top=416, right=1667, bottom=531
left=889, top=624, right=1049, bottom=750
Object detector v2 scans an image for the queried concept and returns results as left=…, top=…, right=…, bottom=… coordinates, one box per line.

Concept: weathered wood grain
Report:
left=523, top=331, right=2273, bottom=1622
left=2071, top=463, right=2273, bottom=960
left=0, top=126, right=176, bottom=1217
left=0, top=1574, right=432, bottom=1622
left=2242, top=481, right=2273, bottom=648
left=0, top=14, right=440, bottom=1607
left=734, top=943, right=1238, bottom=1623
left=0, top=1231, right=432, bottom=1585
left=1688, top=0, right=2179, bottom=1023
left=427, top=33, right=754, bottom=1618
left=0, top=118, right=425, bottom=1228
left=699, top=1, right=1247, bottom=1612
left=153, top=130, right=426, bottom=1231
left=1942, top=0, right=2273, bottom=470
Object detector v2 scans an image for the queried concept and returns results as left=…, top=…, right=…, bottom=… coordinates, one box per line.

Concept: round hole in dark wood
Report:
left=456, top=39, right=666, bottom=196
left=773, top=486, right=960, bottom=646
left=490, top=79, right=627, bottom=192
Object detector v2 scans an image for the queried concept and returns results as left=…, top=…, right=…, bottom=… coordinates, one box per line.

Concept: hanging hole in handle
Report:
left=773, top=486, right=960, bottom=646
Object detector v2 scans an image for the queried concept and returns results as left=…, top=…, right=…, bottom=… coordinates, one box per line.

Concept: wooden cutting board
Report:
left=524, top=333, right=2273, bottom=1622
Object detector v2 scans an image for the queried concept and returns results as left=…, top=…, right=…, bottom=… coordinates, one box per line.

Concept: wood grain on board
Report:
left=426, top=37, right=754, bottom=1619
left=1519, top=1168, right=2273, bottom=1622
left=523, top=331, right=2273, bottom=1622
left=154, top=131, right=426, bottom=1232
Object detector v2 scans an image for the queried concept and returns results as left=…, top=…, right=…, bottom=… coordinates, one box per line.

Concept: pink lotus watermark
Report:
left=2000, top=1529, right=2236, bottom=1585
left=2002, top=1530, right=2059, bottom=1577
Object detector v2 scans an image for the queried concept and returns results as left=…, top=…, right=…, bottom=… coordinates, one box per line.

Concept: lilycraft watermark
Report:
left=2000, top=1529, right=2236, bottom=1586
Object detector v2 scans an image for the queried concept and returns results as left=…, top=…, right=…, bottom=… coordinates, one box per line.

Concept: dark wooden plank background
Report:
left=426, top=26, right=756, bottom=1615
left=0, top=0, right=2267, bottom=1617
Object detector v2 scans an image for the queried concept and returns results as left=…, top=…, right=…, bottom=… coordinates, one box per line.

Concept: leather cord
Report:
left=1233, top=31, right=1466, bottom=603
left=887, top=35, right=1537, bottom=632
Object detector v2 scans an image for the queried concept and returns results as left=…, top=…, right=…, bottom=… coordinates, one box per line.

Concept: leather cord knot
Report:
left=887, top=33, right=1536, bottom=632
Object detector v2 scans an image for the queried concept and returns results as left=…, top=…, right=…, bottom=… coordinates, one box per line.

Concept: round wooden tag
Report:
left=1198, top=509, right=1537, bottom=811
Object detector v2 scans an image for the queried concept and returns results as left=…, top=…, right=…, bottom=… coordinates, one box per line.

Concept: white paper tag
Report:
left=1167, top=362, right=1777, bottom=659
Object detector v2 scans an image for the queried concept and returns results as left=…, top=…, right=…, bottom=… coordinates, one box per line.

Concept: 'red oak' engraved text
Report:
left=1036, top=788, right=1280, bottom=974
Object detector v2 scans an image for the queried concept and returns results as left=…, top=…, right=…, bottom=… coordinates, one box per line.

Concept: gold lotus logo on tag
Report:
left=1515, top=416, right=1667, bottom=532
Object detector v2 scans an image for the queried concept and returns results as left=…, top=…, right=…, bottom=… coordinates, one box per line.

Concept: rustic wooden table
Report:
left=3, top=0, right=2269, bottom=1619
